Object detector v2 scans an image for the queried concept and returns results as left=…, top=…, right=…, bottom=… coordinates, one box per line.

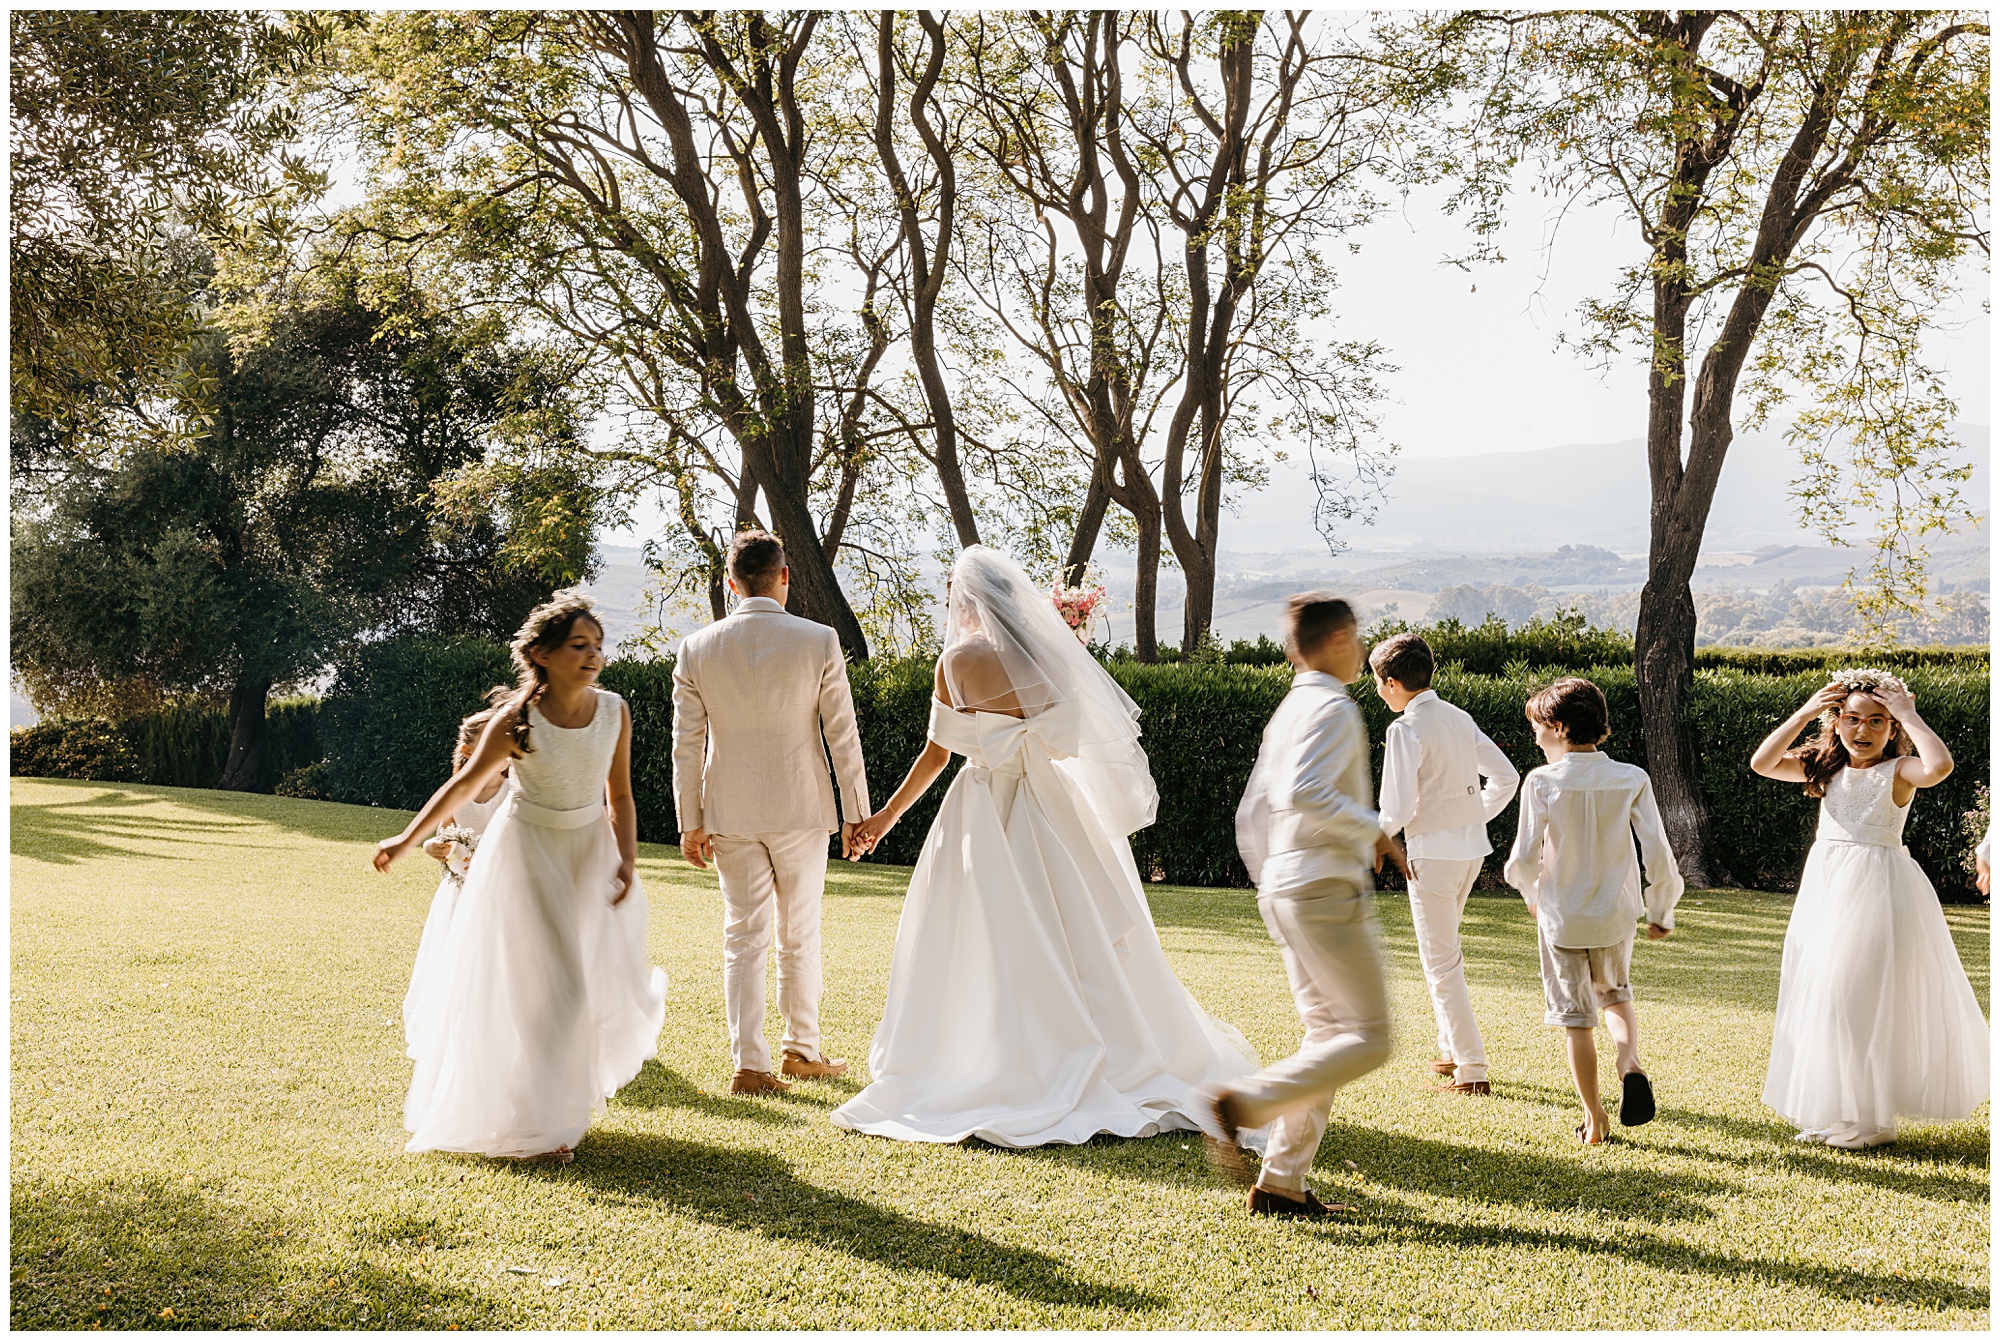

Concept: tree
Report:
left=11, top=267, right=594, bottom=789
left=9, top=10, right=328, bottom=441
left=1136, top=11, right=1415, bottom=653
left=959, top=11, right=1178, bottom=659
left=331, top=10, right=905, bottom=658
left=1457, top=10, right=1988, bottom=882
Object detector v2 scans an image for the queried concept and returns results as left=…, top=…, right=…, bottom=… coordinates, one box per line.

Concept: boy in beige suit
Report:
left=672, top=531, right=872, bottom=1094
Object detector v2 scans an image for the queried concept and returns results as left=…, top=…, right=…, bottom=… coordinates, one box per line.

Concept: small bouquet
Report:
left=1051, top=573, right=1107, bottom=644
left=438, top=825, right=481, bottom=886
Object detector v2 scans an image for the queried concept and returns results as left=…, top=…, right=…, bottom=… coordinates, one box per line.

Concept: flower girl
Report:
left=1749, top=670, right=1988, bottom=1150
left=402, top=708, right=511, bottom=1063
left=374, top=595, right=666, bottom=1163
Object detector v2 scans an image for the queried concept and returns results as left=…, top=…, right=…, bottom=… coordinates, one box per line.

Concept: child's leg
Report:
left=1407, top=857, right=1486, bottom=1082
left=1602, top=1000, right=1642, bottom=1076
left=1564, top=1026, right=1611, bottom=1140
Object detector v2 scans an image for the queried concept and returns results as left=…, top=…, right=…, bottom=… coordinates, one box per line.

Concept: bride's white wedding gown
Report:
left=831, top=698, right=1260, bottom=1147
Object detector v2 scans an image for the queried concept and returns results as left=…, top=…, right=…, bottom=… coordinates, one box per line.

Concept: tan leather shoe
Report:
left=1248, top=1186, right=1342, bottom=1218
left=780, top=1050, right=849, bottom=1079
left=1436, top=1079, right=1492, bottom=1096
left=1204, top=1091, right=1254, bottom=1187
left=728, top=1068, right=791, bottom=1095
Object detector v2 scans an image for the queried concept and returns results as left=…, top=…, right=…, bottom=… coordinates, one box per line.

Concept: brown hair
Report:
left=1525, top=676, right=1610, bottom=746
left=1285, top=592, right=1355, bottom=658
left=1787, top=689, right=1910, bottom=798
left=728, top=529, right=787, bottom=596
left=496, top=592, right=603, bottom=755
left=453, top=706, right=499, bottom=768
left=1369, top=632, right=1434, bottom=691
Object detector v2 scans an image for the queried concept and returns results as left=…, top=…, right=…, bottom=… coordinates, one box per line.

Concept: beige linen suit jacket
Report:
left=671, top=597, right=871, bottom=836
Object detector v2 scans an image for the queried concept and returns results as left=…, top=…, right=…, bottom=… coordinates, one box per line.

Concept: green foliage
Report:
left=317, top=637, right=513, bottom=810
left=9, top=10, right=331, bottom=435
left=1690, top=645, right=1990, bottom=676
left=8, top=720, right=140, bottom=783
left=1364, top=612, right=1637, bottom=675
left=597, top=660, right=679, bottom=845
left=9, top=701, right=319, bottom=790
left=1962, top=784, right=1991, bottom=883
left=274, top=761, right=335, bottom=801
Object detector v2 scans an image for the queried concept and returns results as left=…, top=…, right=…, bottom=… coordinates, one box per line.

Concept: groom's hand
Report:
left=680, top=827, right=713, bottom=869
left=841, top=822, right=863, bottom=861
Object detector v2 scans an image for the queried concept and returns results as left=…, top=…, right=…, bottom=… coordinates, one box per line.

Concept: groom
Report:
left=672, top=530, right=872, bottom=1094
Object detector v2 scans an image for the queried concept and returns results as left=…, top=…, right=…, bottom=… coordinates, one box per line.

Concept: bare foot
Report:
left=1576, top=1114, right=1613, bottom=1145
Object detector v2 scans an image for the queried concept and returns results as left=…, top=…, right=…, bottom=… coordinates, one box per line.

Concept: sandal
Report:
left=1618, top=1070, right=1655, bottom=1127
left=1575, top=1122, right=1615, bottom=1146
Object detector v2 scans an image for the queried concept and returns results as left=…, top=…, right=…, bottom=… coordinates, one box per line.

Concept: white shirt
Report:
left=1236, top=671, right=1381, bottom=895
left=1503, top=750, right=1684, bottom=948
left=1377, top=690, right=1521, bottom=861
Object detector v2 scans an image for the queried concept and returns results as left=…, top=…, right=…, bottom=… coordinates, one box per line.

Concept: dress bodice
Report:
left=1816, top=761, right=1910, bottom=848
left=926, top=697, right=1080, bottom=777
left=454, top=778, right=512, bottom=836
left=514, top=689, right=622, bottom=812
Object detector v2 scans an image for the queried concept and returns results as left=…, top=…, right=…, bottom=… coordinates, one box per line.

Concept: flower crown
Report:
left=1826, top=666, right=1900, bottom=694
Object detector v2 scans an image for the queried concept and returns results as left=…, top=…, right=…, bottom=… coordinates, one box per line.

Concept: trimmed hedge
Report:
left=14, top=634, right=1988, bottom=900
left=10, top=700, right=319, bottom=791
left=316, top=636, right=514, bottom=810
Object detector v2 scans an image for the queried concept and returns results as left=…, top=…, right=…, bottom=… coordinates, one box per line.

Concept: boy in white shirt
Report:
left=1371, top=633, right=1520, bottom=1095
left=1208, top=593, right=1402, bottom=1217
left=1505, top=677, right=1683, bottom=1144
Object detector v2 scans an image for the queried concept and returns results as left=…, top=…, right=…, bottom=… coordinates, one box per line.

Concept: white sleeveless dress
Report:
left=1762, top=761, right=1989, bottom=1138
left=403, top=777, right=511, bottom=1061
left=403, top=689, right=668, bottom=1157
left=831, top=699, right=1259, bottom=1147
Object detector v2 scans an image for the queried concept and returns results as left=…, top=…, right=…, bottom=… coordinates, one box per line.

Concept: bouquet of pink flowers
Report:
left=1050, top=574, right=1107, bottom=643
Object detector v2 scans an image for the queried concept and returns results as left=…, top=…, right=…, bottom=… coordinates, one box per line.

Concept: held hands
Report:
left=848, top=810, right=897, bottom=860
left=680, top=827, right=714, bottom=870
left=1373, top=833, right=1410, bottom=880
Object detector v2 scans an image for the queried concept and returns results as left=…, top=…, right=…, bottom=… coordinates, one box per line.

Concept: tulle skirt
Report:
left=831, top=755, right=1259, bottom=1147
left=403, top=871, right=463, bottom=1062
left=403, top=804, right=667, bottom=1157
left=1763, top=838, right=1989, bottom=1133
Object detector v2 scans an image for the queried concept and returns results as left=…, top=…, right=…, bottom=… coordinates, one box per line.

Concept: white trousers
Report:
left=711, top=829, right=830, bottom=1074
left=1407, top=857, right=1487, bottom=1084
left=1225, top=879, right=1392, bottom=1193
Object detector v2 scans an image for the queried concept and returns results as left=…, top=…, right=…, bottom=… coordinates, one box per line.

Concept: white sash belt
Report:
left=508, top=796, right=606, bottom=830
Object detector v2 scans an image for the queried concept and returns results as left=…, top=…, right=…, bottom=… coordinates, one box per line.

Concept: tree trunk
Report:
left=218, top=673, right=272, bottom=792
left=1132, top=503, right=1161, bottom=663
left=1064, top=467, right=1111, bottom=585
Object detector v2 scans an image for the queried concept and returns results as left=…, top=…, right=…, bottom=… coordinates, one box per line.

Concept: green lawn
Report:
left=10, top=777, right=1990, bottom=1330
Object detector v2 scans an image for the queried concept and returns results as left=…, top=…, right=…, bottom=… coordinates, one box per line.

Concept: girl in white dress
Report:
left=403, top=708, right=512, bottom=1063
left=374, top=595, right=666, bottom=1163
left=1749, top=671, right=1988, bottom=1150
left=834, top=547, right=1259, bottom=1148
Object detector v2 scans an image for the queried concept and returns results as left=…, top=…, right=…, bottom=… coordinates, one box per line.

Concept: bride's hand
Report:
left=850, top=811, right=897, bottom=859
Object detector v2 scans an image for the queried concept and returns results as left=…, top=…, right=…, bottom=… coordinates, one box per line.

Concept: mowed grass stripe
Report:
left=10, top=778, right=1989, bottom=1329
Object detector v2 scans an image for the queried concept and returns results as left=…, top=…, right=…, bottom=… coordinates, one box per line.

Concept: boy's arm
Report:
left=1375, top=718, right=1418, bottom=840
left=1282, top=699, right=1381, bottom=853
left=1631, top=774, right=1685, bottom=930
left=1502, top=774, right=1544, bottom=912
left=1473, top=727, right=1521, bottom=820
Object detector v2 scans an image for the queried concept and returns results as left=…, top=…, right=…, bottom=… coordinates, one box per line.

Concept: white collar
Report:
left=734, top=596, right=786, bottom=614
left=1405, top=689, right=1439, bottom=709
left=1293, top=670, right=1349, bottom=696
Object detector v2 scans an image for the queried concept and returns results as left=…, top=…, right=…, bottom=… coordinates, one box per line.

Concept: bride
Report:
left=832, top=546, right=1260, bottom=1147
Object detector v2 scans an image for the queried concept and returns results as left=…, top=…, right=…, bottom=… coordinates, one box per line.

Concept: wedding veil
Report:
left=941, top=546, right=1159, bottom=836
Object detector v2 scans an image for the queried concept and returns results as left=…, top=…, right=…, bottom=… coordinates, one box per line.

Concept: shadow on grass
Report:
left=1338, top=1192, right=1986, bottom=1314
left=8, top=788, right=250, bottom=866
left=612, top=1061, right=808, bottom=1127
left=562, top=1129, right=1166, bottom=1313
left=9, top=1176, right=512, bottom=1329
left=1312, top=1123, right=1731, bottom=1224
